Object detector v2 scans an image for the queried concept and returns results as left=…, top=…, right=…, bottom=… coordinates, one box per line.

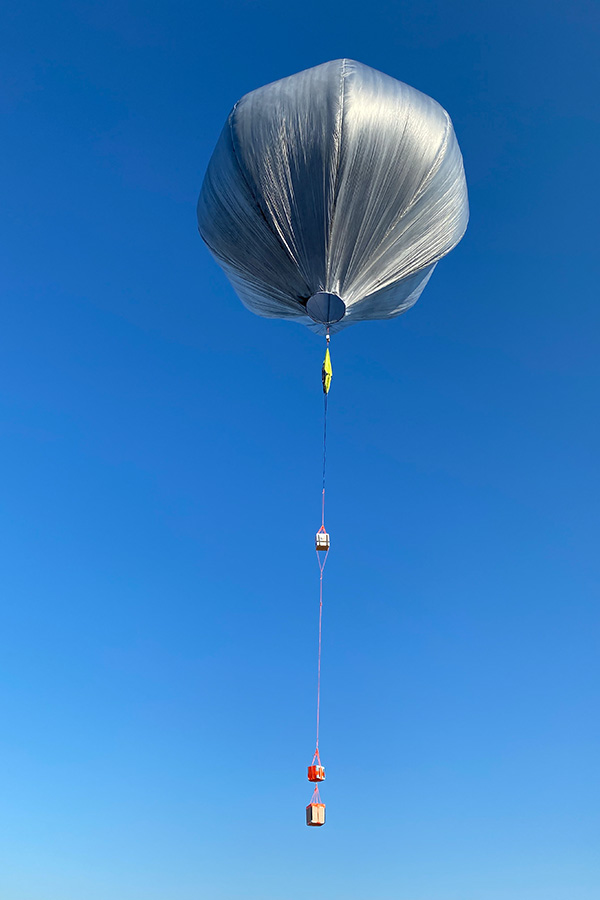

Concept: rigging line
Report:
left=315, top=336, right=330, bottom=751
left=315, top=542, right=328, bottom=748
left=322, top=390, right=328, bottom=492
left=321, top=391, right=328, bottom=527
left=316, top=560, right=324, bottom=749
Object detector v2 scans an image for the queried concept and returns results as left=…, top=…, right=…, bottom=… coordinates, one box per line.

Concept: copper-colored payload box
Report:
left=306, top=802, right=326, bottom=826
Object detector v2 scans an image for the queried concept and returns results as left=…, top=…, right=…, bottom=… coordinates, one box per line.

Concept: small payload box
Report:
left=306, top=802, right=326, bottom=826
left=315, top=531, right=330, bottom=551
left=307, top=764, right=325, bottom=782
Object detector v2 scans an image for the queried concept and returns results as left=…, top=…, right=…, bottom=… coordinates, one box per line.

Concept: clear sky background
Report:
left=1, top=1, right=599, bottom=898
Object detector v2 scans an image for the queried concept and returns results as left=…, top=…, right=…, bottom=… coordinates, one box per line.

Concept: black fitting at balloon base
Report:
left=306, top=292, right=346, bottom=326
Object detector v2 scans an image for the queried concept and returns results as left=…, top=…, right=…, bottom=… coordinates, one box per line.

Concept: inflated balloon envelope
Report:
left=198, top=58, right=468, bottom=333
left=198, top=60, right=469, bottom=826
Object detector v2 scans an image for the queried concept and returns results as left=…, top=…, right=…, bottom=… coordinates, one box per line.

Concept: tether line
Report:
left=315, top=336, right=330, bottom=752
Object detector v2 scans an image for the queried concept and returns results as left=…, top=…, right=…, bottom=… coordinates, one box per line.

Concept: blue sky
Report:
left=1, top=1, right=599, bottom=898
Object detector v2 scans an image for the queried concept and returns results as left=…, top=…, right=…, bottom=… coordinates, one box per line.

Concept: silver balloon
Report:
left=198, top=59, right=468, bottom=334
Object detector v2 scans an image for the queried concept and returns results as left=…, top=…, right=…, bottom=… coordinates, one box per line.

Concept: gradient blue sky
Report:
left=1, top=1, right=599, bottom=898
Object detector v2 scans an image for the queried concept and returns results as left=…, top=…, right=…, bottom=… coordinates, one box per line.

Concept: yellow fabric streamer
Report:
left=322, top=347, right=332, bottom=394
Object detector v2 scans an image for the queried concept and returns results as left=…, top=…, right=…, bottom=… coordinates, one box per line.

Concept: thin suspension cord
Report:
left=315, top=336, right=330, bottom=756
left=321, top=391, right=328, bottom=525
left=316, top=556, right=324, bottom=751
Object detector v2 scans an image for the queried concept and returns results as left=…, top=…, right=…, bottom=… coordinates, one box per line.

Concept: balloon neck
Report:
left=306, top=292, right=346, bottom=326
